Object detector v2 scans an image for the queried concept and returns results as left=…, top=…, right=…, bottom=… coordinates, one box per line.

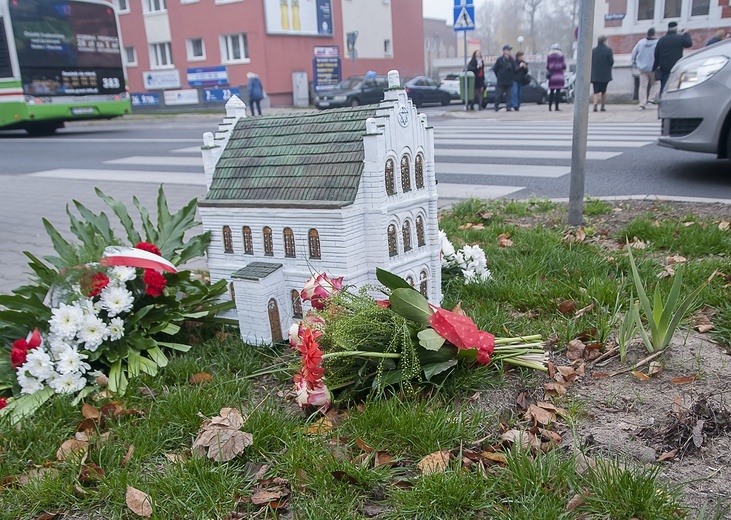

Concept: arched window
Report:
left=223, top=226, right=233, bottom=253
left=416, top=215, right=426, bottom=247
left=405, top=275, right=415, bottom=287
left=291, top=290, right=303, bottom=318
left=242, top=226, right=253, bottom=255
left=387, top=224, right=398, bottom=257
left=419, top=270, right=428, bottom=297
left=229, top=282, right=236, bottom=304
left=263, top=226, right=273, bottom=256
left=308, top=229, right=321, bottom=259
left=283, top=228, right=296, bottom=258
left=400, top=155, right=411, bottom=192
left=415, top=154, right=424, bottom=189
left=402, top=220, right=412, bottom=252
left=385, top=158, right=395, bottom=195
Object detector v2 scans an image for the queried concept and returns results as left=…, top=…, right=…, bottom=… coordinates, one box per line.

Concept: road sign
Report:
left=453, top=1, right=474, bottom=31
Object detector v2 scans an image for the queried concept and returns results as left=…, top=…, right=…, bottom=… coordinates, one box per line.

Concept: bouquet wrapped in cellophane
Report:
left=289, top=269, right=547, bottom=411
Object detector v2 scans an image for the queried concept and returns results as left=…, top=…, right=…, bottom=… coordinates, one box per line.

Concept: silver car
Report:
left=658, top=39, right=731, bottom=159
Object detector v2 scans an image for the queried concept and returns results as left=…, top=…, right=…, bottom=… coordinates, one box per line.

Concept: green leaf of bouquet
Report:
left=133, top=194, right=158, bottom=246
left=138, top=356, right=159, bottom=376
left=129, top=335, right=156, bottom=352
left=175, top=233, right=211, bottom=266
left=108, top=360, right=128, bottom=394
left=42, top=218, right=79, bottom=267
left=72, top=200, right=114, bottom=244
left=417, top=328, right=446, bottom=351
left=376, top=268, right=414, bottom=291
left=160, top=323, right=181, bottom=335
left=127, top=349, right=142, bottom=377
left=95, top=188, right=142, bottom=245
left=374, top=369, right=405, bottom=388
left=146, top=346, right=168, bottom=367
left=71, top=386, right=95, bottom=406
left=181, top=311, right=209, bottom=319
left=389, top=288, right=433, bottom=326
left=422, top=360, right=458, bottom=380
left=1, top=387, right=54, bottom=425
left=157, top=341, right=192, bottom=352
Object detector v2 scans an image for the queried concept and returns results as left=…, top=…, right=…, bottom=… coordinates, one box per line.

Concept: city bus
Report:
left=0, top=0, right=130, bottom=135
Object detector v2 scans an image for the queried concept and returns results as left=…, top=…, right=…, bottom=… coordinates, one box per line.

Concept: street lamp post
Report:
left=517, top=35, right=524, bottom=51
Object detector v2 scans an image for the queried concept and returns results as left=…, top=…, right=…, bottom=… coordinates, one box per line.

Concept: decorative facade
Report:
left=198, top=70, right=441, bottom=344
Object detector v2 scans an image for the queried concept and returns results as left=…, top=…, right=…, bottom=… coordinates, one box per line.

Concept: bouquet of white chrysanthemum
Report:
left=439, top=230, right=492, bottom=284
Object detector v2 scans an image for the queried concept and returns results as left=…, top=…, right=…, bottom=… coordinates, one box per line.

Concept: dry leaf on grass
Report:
left=192, top=408, right=253, bottom=462
left=56, top=439, right=88, bottom=462
left=671, top=375, right=697, bottom=385
left=497, top=233, right=513, bottom=248
left=126, top=485, right=153, bottom=517
left=305, top=416, right=335, bottom=435
left=719, top=220, right=730, bottom=231
left=566, top=493, right=586, bottom=511
left=693, top=314, right=715, bottom=333
left=189, top=372, right=212, bottom=385
left=121, top=445, right=135, bottom=468
left=81, top=403, right=100, bottom=420
left=417, top=450, right=451, bottom=475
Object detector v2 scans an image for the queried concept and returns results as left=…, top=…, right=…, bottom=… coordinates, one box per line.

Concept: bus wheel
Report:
left=26, top=124, right=60, bottom=136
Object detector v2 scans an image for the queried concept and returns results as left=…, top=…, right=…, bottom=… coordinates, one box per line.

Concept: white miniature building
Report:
left=198, top=70, right=442, bottom=344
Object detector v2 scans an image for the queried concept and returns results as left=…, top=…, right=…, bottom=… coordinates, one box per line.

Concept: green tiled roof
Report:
left=231, top=262, right=283, bottom=280
left=205, top=106, right=380, bottom=207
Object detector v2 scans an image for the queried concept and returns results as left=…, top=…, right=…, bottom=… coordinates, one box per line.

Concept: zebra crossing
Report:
left=26, top=120, right=661, bottom=202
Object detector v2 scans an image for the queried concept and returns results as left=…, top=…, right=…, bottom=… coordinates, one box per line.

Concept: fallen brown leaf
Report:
left=497, top=233, right=513, bottom=248
left=566, top=493, right=586, bottom=512
left=192, top=408, right=253, bottom=462
left=250, top=489, right=285, bottom=505
left=417, top=450, right=451, bottom=475
left=719, top=220, right=730, bottom=231
left=189, top=372, right=212, bottom=385
left=693, top=315, right=715, bottom=333
left=666, top=254, right=687, bottom=265
left=648, top=361, right=663, bottom=377
left=78, top=463, right=104, bottom=483
left=574, top=303, right=595, bottom=318
left=631, top=370, right=651, bottom=381
left=566, top=339, right=585, bottom=361
left=126, top=485, right=153, bottom=517
left=670, top=375, right=697, bottom=385
left=35, top=512, right=60, bottom=520
left=558, top=300, right=577, bottom=315
left=305, top=416, right=335, bottom=435
left=657, top=449, right=678, bottom=462
left=121, top=445, right=135, bottom=468
left=56, top=439, right=88, bottom=462
left=81, top=403, right=100, bottom=420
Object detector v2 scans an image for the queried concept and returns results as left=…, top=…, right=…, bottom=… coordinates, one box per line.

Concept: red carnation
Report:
left=12, top=328, right=42, bottom=352
left=0, top=397, right=7, bottom=410
left=135, top=241, right=162, bottom=257
left=296, top=327, right=324, bottom=385
left=10, top=347, right=28, bottom=369
left=82, top=271, right=110, bottom=297
left=143, top=268, right=167, bottom=297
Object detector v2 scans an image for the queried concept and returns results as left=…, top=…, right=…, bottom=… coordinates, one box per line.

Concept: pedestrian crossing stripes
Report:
left=25, top=120, right=660, bottom=203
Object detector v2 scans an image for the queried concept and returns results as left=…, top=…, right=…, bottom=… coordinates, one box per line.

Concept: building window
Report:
left=186, top=38, right=206, bottom=61
left=308, top=229, right=321, bottom=259
left=283, top=228, right=296, bottom=258
left=291, top=290, right=303, bottom=318
left=149, top=42, right=173, bottom=69
left=223, top=226, right=233, bottom=253
left=415, top=154, right=424, bottom=189
left=402, top=221, right=412, bottom=252
left=405, top=275, right=415, bottom=287
left=419, top=270, right=428, bottom=297
left=242, top=226, right=253, bottom=255
left=385, top=159, right=395, bottom=195
left=691, top=0, right=709, bottom=16
left=116, top=0, right=130, bottom=14
left=663, top=0, right=680, bottom=19
left=384, top=39, right=392, bottom=56
left=220, top=33, right=249, bottom=63
left=416, top=215, right=426, bottom=247
left=229, top=282, right=236, bottom=303
left=124, top=46, right=137, bottom=67
left=144, top=0, right=166, bottom=13
left=400, top=155, right=411, bottom=192
left=387, top=224, right=398, bottom=257
left=637, top=0, right=655, bottom=20
left=263, top=227, right=273, bottom=256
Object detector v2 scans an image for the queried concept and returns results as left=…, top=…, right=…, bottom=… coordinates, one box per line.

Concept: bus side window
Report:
left=0, top=20, right=12, bottom=78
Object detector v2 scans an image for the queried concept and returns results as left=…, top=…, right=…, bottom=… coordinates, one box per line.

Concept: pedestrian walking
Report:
left=591, top=36, right=614, bottom=112
left=467, top=50, right=485, bottom=110
left=631, top=28, right=659, bottom=110
left=546, top=43, right=566, bottom=112
left=653, top=21, right=692, bottom=94
left=706, top=29, right=725, bottom=46
left=512, top=51, right=529, bottom=111
left=492, top=45, right=515, bottom=111
left=247, top=72, right=264, bottom=116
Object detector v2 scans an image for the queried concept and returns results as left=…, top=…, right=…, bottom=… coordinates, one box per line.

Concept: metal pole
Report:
left=464, top=31, right=468, bottom=110
left=568, top=0, right=595, bottom=226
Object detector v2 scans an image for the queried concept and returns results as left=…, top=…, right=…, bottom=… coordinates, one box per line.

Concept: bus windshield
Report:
left=9, top=0, right=125, bottom=96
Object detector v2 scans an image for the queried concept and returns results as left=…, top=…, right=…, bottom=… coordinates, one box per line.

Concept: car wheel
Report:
left=350, top=98, right=360, bottom=107
left=441, top=96, right=451, bottom=106
left=538, top=93, right=547, bottom=105
left=26, top=124, right=60, bottom=136
left=413, top=96, right=423, bottom=108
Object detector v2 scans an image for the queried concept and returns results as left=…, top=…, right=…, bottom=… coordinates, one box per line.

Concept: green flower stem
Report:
left=494, top=342, right=544, bottom=350
left=494, top=335, right=542, bottom=345
left=321, top=351, right=402, bottom=360
left=499, top=358, right=548, bottom=371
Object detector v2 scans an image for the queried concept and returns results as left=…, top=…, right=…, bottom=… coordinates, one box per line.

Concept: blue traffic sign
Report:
left=453, top=1, right=475, bottom=32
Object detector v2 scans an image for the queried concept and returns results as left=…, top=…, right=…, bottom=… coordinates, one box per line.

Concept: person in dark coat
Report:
left=512, top=51, right=529, bottom=111
left=247, top=72, right=264, bottom=116
left=653, top=21, right=692, bottom=94
left=706, top=29, right=725, bottom=46
left=546, top=43, right=566, bottom=112
left=492, top=45, right=515, bottom=111
left=591, top=35, right=614, bottom=112
left=467, top=50, right=485, bottom=110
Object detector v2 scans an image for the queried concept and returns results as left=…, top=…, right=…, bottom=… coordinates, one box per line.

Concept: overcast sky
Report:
left=422, top=0, right=487, bottom=23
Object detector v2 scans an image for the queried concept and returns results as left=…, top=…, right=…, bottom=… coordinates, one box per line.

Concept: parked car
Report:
left=315, top=75, right=389, bottom=109
left=403, top=76, right=453, bottom=107
left=440, top=73, right=462, bottom=101
left=483, top=71, right=547, bottom=106
left=539, top=71, right=575, bottom=104
left=658, top=39, right=731, bottom=160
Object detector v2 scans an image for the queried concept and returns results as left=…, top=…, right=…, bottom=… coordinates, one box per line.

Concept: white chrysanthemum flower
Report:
left=17, top=370, right=45, bottom=394
left=48, top=371, right=86, bottom=394
left=77, top=297, right=97, bottom=316
left=47, top=335, right=74, bottom=359
left=55, top=345, right=91, bottom=375
left=109, top=266, right=136, bottom=285
left=49, top=302, right=84, bottom=340
left=108, top=317, right=125, bottom=341
left=77, top=314, right=108, bottom=352
left=99, top=285, right=134, bottom=317
left=24, top=348, right=54, bottom=380
left=439, top=230, right=456, bottom=260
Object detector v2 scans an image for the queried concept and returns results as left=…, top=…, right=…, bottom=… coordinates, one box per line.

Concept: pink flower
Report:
left=428, top=307, right=495, bottom=365
left=289, top=322, right=301, bottom=349
left=0, top=397, right=7, bottom=410
left=294, top=377, right=331, bottom=411
left=301, top=273, right=344, bottom=310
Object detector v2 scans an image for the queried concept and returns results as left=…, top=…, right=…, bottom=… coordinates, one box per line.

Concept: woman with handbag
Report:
left=546, top=43, right=566, bottom=112
left=513, top=51, right=529, bottom=111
